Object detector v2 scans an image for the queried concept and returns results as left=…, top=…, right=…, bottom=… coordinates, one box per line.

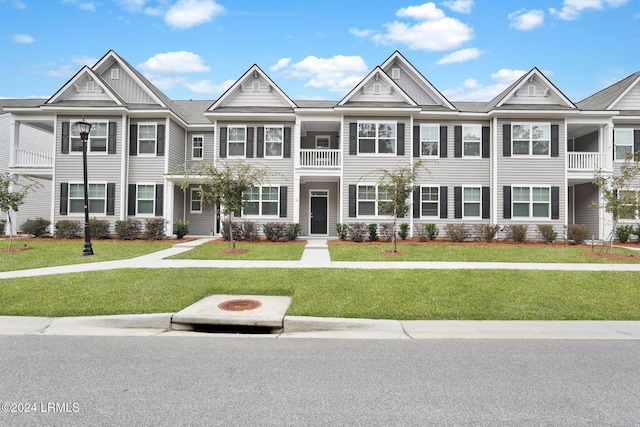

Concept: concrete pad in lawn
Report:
left=171, top=295, right=291, bottom=329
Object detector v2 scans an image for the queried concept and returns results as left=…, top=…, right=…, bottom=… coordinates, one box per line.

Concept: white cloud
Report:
left=349, top=28, right=374, bottom=38
left=509, top=9, right=544, bottom=30
left=550, top=0, right=628, bottom=20
left=443, top=68, right=526, bottom=101
left=139, top=51, right=211, bottom=74
left=40, top=55, right=97, bottom=78
left=12, top=34, right=34, bottom=44
left=116, top=0, right=146, bottom=13
left=165, top=0, right=224, bottom=29
left=62, top=0, right=96, bottom=11
left=436, top=47, right=482, bottom=64
left=442, top=0, right=474, bottom=14
left=183, top=78, right=235, bottom=95
left=274, top=55, right=369, bottom=95
left=363, top=2, right=473, bottom=51
left=270, top=58, right=291, bottom=72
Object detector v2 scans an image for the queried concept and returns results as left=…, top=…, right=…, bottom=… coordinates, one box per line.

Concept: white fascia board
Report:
left=606, top=75, right=640, bottom=110
left=39, top=105, right=129, bottom=113
left=333, top=106, right=421, bottom=114
left=204, top=112, right=297, bottom=120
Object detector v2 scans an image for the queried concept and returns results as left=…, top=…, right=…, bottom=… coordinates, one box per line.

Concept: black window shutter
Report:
left=256, top=127, right=264, bottom=158
left=482, top=126, right=490, bottom=158
left=482, top=186, right=490, bottom=219
left=284, top=127, right=292, bottom=158
left=348, top=185, right=356, bottom=217
left=440, top=126, right=448, bottom=158
left=61, top=121, right=70, bottom=154
left=156, top=124, right=165, bottom=156
left=551, top=124, right=559, bottom=157
left=155, top=184, right=164, bottom=216
left=634, top=130, right=640, bottom=154
left=503, top=124, right=511, bottom=157
left=503, top=186, right=512, bottom=219
left=454, top=126, right=462, bottom=158
left=440, top=187, right=448, bottom=219
left=108, top=122, right=117, bottom=154
left=106, top=183, right=115, bottom=216
left=413, top=126, right=420, bottom=158
left=129, top=124, right=138, bottom=156
left=219, top=127, right=227, bottom=158
left=413, top=187, right=420, bottom=218
left=349, top=123, right=357, bottom=155
left=128, top=184, right=136, bottom=216
left=397, top=123, right=404, bottom=156
left=279, top=186, right=288, bottom=218
left=246, top=127, right=254, bottom=158
left=60, top=182, right=68, bottom=215
left=551, top=186, right=560, bottom=219
left=454, top=186, right=462, bottom=218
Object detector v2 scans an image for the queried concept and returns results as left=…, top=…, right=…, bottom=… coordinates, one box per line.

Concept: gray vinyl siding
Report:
left=14, top=176, right=52, bottom=229
left=186, top=130, right=215, bottom=170
left=100, top=64, right=156, bottom=104
left=612, top=124, right=640, bottom=184
left=0, top=114, right=10, bottom=171
left=301, top=131, right=339, bottom=150
left=299, top=181, right=339, bottom=236
left=382, top=63, right=439, bottom=106
left=573, top=183, right=600, bottom=239
left=183, top=184, right=216, bottom=235
left=168, top=119, right=185, bottom=173
left=128, top=119, right=165, bottom=181
left=572, top=131, right=598, bottom=152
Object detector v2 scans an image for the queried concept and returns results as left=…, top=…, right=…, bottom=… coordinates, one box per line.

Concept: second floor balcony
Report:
left=299, top=149, right=341, bottom=168
left=567, top=152, right=608, bottom=173
left=12, top=148, right=53, bottom=168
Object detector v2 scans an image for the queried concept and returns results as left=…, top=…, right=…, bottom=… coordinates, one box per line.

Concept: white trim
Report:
left=462, top=124, right=483, bottom=158
left=67, top=182, right=108, bottom=216
left=264, top=124, right=284, bottom=158
left=315, top=135, right=330, bottom=149
left=136, top=182, right=156, bottom=217
left=190, top=188, right=202, bottom=213
left=419, top=185, right=440, bottom=218
left=192, top=134, right=204, bottom=159
left=356, top=120, right=397, bottom=155
left=419, top=123, right=439, bottom=158
left=462, top=186, right=482, bottom=219
left=511, top=185, right=552, bottom=220
left=510, top=122, right=552, bottom=157
left=227, top=125, right=247, bottom=159
left=137, top=122, right=158, bottom=156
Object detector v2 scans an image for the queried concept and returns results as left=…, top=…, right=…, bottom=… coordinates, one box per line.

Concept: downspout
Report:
left=492, top=116, right=498, bottom=226
left=120, top=114, right=127, bottom=221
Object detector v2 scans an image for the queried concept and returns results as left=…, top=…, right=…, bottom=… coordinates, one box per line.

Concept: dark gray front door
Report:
left=310, top=196, right=328, bottom=234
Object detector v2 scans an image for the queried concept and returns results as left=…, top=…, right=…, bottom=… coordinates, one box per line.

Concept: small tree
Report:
left=0, top=173, right=40, bottom=249
left=372, top=161, right=425, bottom=252
left=591, top=152, right=640, bottom=253
left=182, top=161, right=269, bottom=250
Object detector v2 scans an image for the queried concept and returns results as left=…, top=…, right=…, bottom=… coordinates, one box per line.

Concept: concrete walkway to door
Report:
left=299, top=238, right=332, bottom=267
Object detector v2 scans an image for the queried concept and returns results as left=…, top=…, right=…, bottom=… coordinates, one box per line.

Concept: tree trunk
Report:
left=7, top=215, right=14, bottom=249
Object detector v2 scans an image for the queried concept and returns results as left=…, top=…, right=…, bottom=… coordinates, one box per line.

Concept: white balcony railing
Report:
left=567, top=152, right=606, bottom=172
left=13, top=148, right=53, bottom=168
left=299, top=149, right=341, bottom=168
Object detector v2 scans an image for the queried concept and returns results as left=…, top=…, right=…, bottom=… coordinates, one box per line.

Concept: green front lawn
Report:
left=167, top=241, right=306, bottom=260
left=329, top=241, right=640, bottom=263
left=1, top=268, right=639, bottom=320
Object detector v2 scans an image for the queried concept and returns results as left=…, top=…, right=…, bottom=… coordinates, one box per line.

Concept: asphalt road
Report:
left=1, top=336, right=639, bottom=426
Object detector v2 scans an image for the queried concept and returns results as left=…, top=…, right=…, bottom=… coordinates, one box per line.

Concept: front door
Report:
left=310, top=191, right=328, bottom=235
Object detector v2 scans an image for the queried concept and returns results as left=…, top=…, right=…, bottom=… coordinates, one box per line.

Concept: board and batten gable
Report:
left=220, top=76, right=289, bottom=108
left=611, top=82, right=640, bottom=110
left=381, top=62, right=440, bottom=106
left=99, top=63, right=157, bottom=105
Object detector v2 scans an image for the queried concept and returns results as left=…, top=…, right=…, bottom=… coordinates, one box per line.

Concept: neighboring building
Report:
left=2, top=50, right=639, bottom=239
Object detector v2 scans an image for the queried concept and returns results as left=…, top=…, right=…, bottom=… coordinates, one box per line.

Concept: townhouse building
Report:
left=1, top=50, right=639, bottom=240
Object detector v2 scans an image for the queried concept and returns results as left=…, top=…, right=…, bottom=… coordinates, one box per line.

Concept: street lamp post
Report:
left=76, top=120, right=94, bottom=256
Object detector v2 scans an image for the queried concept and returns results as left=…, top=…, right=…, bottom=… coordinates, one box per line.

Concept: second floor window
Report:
left=358, top=122, right=396, bottom=155
left=228, top=126, right=246, bottom=157
left=463, top=125, right=482, bottom=157
left=138, top=124, right=157, bottom=155
left=421, top=125, right=439, bottom=156
left=615, top=129, right=633, bottom=161
left=265, top=126, right=283, bottom=157
left=192, top=136, right=203, bottom=159
left=512, top=124, right=550, bottom=156
left=71, top=121, right=107, bottom=153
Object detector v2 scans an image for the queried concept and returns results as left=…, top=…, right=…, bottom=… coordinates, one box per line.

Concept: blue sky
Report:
left=1, top=0, right=638, bottom=103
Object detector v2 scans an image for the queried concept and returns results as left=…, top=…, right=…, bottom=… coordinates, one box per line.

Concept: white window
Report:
left=513, top=186, right=550, bottom=218
left=391, top=68, right=400, bottom=80
left=618, top=190, right=638, bottom=220
left=265, top=126, right=283, bottom=157
left=358, top=122, right=396, bottom=155
left=463, top=125, right=482, bottom=157
left=421, top=186, right=439, bottom=217
left=615, top=129, right=633, bottom=161
left=69, top=183, right=106, bottom=214
left=192, top=135, right=203, bottom=159
left=228, top=126, right=246, bottom=157
left=243, top=186, right=279, bottom=216
left=356, top=185, right=392, bottom=216
left=138, top=124, right=157, bottom=155
left=315, top=135, right=330, bottom=149
left=421, top=124, right=439, bottom=157
left=111, top=68, right=119, bottom=80
left=190, top=189, right=202, bottom=213
left=463, top=187, right=481, bottom=218
left=70, top=121, right=108, bottom=153
left=137, top=184, right=155, bottom=215
left=512, top=124, right=550, bottom=156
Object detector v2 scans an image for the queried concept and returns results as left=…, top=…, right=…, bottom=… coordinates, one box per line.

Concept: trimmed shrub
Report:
left=615, top=225, right=634, bottom=244
left=55, top=220, right=82, bottom=239
left=537, top=224, right=558, bottom=244
left=221, top=221, right=241, bottom=241
left=115, top=219, right=141, bottom=240
left=567, top=224, right=589, bottom=244
left=398, top=223, right=409, bottom=240
left=482, top=224, right=500, bottom=243
left=144, top=218, right=165, bottom=240
left=379, top=223, right=394, bottom=241
left=507, top=224, right=528, bottom=243
left=470, top=224, right=485, bottom=241
left=444, top=223, right=470, bottom=243
left=21, top=217, right=51, bottom=237
left=414, top=223, right=438, bottom=242
left=285, top=223, right=301, bottom=241
left=90, top=218, right=111, bottom=239
left=173, top=219, right=189, bottom=239
left=368, top=223, right=379, bottom=242
left=336, top=223, right=348, bottom=241
left=241, top=220, right=259, bottom=242
left=347, top=222, right=368, bottom=243
left=0, top=219, right=6, bottom=234
left=264, top=222, right=287, bottom=242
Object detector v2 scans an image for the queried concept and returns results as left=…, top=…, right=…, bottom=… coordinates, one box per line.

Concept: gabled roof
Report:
left=380, top=51, right=456, bottom=110
left=485, top=67, right=576, bottom=110
left=46, top=66, right=124, bottom=106
left=338, top=66, right=417, bottom=107
left=208, top=64, right=297, bottom=111
left=577, top=71, right=640, bottom=111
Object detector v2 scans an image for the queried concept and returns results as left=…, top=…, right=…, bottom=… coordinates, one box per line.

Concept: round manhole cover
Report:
left=218, top=299, right=262, bottom=311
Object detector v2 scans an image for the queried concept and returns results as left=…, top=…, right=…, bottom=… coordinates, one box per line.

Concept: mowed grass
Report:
left=0, top=239, right=173, bottom=272
left=329, top=241, right=640, bottom=263
left=1, top=268, right=639, bottom=320
left=167, top=241, right=306, bottom=260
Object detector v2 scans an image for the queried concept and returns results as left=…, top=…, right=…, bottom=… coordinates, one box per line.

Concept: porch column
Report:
left=293, top=175, right=300, bottom=224
left=294, top=122, right=301, bottom=169
left=164, top=179, right=174, bottom=237
left=8, top=119, right=19, bottom=168
left=603, top=122, right=614, bottom=172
